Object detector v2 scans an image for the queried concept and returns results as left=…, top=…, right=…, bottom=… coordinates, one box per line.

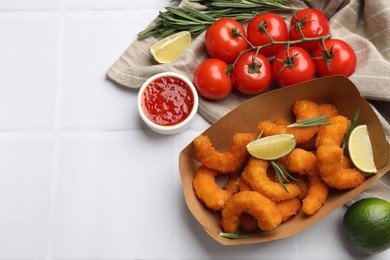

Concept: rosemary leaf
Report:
left=271, top=161, right=289, bottom=193
left=287, top=115, right=331, bottom=128
left=219, top=232, right=250, bottom=239
left=137, top=0, right=294, bottom=40
left=271, top=161, right=300, bottom=193
left=342, top=109, right=360, bottom=149
left=183, top=6, right=216, bottom=22
left=165, top=7, right=205, bottom=23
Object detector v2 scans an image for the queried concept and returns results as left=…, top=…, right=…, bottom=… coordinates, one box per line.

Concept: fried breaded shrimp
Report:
left=293, top=100, right=320, bottom=121
left=276, top=198, right=301, bottom=221
left=193, top=166, right=239, bottom=211
left=318, top=103, right=339, bottom=117
left=258, top=100, right=320, bottom=145
left=294, top=174, right=310, bottom=201
left=302, top=171, right=329, bottom=215
left=242, top=157, right=301, bottom=202
left=315, top=115, right=349, bottom=148
left=193, top=133, right=256, bottom=173
left=238, top=175, right=253, bottom=192
left=286, top=148, right=329, bottom=215
left=221, top=191, right=283, bottom=233
left=316, top=144, right=365, bottom=190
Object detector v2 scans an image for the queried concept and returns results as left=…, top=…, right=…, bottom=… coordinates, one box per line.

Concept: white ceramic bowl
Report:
left=137, top=72, right=199, bottom=135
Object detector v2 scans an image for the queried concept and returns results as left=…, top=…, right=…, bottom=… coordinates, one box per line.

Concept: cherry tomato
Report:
left=193, top=58, right=233, bottom=100
left=289, top=8, right=330, bottom=52
left=313, top=39, right=357, bottom=77
left=272, top=46, right=315, bottom=87
left=232, top=51, right=272, bottom=94
left=247, top=13, right=288, bottom=57
left=205, top=17, right=249, bottom=63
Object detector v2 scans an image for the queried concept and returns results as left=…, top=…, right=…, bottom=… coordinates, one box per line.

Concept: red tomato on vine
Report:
left=272, top=46, right=315, bottom=87
left=232, top=51, right=272, bottom=94
left=312, top=39, right=357, bottom=77
left=289, top=8, right=330, bottom=52
left=247, top=13, right=288, bottom=57
left=205, top=17, right=249, bottom=64
left=193, top=58, right=233, bottom=100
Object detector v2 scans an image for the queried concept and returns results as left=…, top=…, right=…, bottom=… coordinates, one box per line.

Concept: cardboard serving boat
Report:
left=179, top=75, right=390, bottom=245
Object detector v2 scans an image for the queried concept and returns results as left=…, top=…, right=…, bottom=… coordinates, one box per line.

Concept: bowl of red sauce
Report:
left=138, top=72, right=199, bottom=134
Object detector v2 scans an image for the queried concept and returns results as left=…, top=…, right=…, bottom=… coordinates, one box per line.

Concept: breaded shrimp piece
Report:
left=238, top=175, right=253, bottom=192
left=193, top=166, right=239, bottom=211
left=293, top=100, right=320, bottom=121
left=315, top=115, right=349, bottom=148
left=276, top=198, right=301, bottom=221
left=193, top=133, right=256, bottom=173
left=302, top=171, right=329, bottom=215
left=221, top=191, right=283, bottom=233
left=318, top=103, right=339, bottom=117
left=294, top=174, right=310, bottom=201
left=238, top=197, right=301, bottom=232
left=286, top=148, right=329, bottom=215
left=258, top=100, right=320, bottom=145
left=242, top=157, right=301, bottom=202
left=316, top=144, right=366, bottom=190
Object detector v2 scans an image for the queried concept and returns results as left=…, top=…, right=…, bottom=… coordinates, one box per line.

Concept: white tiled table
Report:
left=1, top=1, right=389, bottom=259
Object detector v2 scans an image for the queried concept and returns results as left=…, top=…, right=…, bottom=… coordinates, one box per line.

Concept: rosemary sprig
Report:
left=271, top=161, right=300, bottom=193
left=219, top=232, right=250, bottom=239
left=137, top=0, right=294, bottom=40
left=342, top=109, right=360, bottom=149
left=287, top=115, right=331, bottom=128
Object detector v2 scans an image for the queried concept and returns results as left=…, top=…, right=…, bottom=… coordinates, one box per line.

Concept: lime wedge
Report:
left=150, top=31, right=191, bottom=64
left=246, top=134, right=296, bottom=160
left=348, top=124, right=377, bottom=175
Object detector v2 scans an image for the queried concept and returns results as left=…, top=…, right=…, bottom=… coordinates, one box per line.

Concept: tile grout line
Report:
left=46, top=1, right=65, bottom=259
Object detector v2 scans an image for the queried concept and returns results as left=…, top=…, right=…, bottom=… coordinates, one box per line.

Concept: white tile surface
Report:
left=60, top=12, right=152, bottom=130
left=51, top=131, right=176, bottom=258
left=0, top=0, right=389, bottom=259
left=0, top=0, right=60, bottom=10
left=0, top=15, right=58, bottom=130
left=0, top=134, right=53, bottom=258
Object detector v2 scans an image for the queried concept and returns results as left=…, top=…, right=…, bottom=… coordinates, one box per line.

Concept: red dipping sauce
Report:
left=141, top=76, right=195, bottom=126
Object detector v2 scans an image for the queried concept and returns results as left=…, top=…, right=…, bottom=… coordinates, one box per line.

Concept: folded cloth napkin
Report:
left=106, top=0, right=390, bottom=204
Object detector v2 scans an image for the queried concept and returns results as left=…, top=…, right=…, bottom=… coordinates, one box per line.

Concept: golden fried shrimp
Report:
left=293, top=100, right=320, bottom=121
left=315, top=115, right=349, bottom=148
left=258, top=100, right=320, bottom=145
left=221, top=191, right=283, bottom=233
left=294, top=174, right=310, bottom=201
left=276, top=198, right=301, bottom=221
left=318, top=103, right=339, bottom=117
left=238, top=175, right=253, bottom=192
left=316, top=144, right=365, bottom=190
left=242, top=157, right=301, bottom=202
left=286, top=148, right=317, bottom=174
left=286, top=148, right=329, bottom=215
left=193, top=166, right=239, bottom=211
left=257, top=120, right=287, bottom=137
left=302, top=171, right=329, bottom=215
left=193, top=133, right=256, bottom=173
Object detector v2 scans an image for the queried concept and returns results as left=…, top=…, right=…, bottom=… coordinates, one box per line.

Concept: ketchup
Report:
left=141, top=76, right=194, bottom=126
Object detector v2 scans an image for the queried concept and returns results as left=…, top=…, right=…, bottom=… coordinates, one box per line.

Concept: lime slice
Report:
left=246, top=134, right=296, bottom=160
left=348, top=124, right=377, bottom=175
left=150, top=31, right=191, bottom=64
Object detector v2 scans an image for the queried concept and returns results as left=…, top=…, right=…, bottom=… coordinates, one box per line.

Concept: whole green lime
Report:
left=343, top=197, right=390, bottom=254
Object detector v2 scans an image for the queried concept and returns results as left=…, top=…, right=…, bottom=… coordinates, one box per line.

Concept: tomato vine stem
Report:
left=231, top=27, right=330, bottom=72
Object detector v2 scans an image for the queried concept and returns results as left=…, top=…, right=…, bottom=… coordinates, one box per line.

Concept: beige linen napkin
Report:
left=106, top=0, right=390, bottom=203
